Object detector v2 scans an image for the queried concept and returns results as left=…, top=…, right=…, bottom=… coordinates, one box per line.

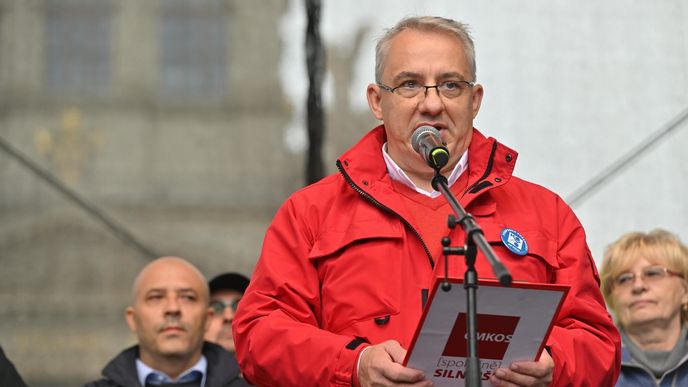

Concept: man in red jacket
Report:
left=234, top=16, right=621, bottom=386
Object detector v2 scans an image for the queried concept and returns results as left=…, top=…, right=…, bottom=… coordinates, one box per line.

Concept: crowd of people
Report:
left=83, top=257, right=250, bottom=387
left=2, top=15, right=686, bottom=387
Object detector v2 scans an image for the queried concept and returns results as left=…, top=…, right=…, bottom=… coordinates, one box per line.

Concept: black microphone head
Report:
left=411, top=125, right=441, bottom=153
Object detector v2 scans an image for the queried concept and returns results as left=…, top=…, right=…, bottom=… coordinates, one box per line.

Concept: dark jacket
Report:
left=84, top=342, right=250, bottom=387
left=0, top=347, right=28, bottom=387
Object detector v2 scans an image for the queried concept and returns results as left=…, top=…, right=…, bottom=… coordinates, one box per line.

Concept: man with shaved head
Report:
left=84, top=257, right=249, bottom=387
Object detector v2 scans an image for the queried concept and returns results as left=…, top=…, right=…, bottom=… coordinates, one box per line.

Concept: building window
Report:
left=44, top=0, right=112, bottom=95
left=160, top=0, right=227, bottom=98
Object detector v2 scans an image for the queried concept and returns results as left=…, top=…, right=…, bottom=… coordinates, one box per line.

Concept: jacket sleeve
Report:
left=546, top=198, right=621, bottom=386
left=233, top=196, right=367, bottom=387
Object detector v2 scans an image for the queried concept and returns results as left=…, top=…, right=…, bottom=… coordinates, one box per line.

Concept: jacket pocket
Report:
left=480, top=224, right=558, bottom=283
left=308, top=219, right=404, bottom=334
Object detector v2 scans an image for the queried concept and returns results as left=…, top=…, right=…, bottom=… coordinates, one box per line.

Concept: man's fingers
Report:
left=359, top=340, right=431, bottom=386
left=488, top=359, right=553, bottom=387
left=378, top=340, right=426, bottom=382
left=378, top=360, right=425, bottom=383
left=381, top=340, right=407, bottom=364
left=510, top=361, right=550, bottom=378
left=490, top=368, right=538, bottom=386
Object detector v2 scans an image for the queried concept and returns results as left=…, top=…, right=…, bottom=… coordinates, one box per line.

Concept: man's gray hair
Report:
left=374, top=16, right=477, bottom=83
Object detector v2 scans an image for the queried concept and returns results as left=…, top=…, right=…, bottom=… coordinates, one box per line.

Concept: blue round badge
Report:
left=500, top=228, right=528, bottom=256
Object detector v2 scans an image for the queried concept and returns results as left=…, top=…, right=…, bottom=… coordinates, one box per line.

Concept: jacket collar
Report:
left=336, top=125, right=519, bottom=208
left=101, top=342, right=241, bottom=387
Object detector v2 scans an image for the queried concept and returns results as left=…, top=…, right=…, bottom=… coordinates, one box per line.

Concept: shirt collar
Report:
left=136, top=354, right=207, bottom=387
left=382, top=142, right=468, bottom=198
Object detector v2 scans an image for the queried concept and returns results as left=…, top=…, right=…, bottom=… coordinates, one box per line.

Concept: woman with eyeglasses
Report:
left=600, top=229, right=688, bottom=386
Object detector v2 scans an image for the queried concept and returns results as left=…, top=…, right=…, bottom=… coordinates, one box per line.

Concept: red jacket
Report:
left=234, top=126, right=621, bottom=386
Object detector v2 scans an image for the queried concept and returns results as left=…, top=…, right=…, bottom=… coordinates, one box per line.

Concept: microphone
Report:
left=411, top=126, right=449, bottom=170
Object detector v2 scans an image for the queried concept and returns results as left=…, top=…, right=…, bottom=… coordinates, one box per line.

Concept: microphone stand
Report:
left=431, top=169, right=512, bottom=387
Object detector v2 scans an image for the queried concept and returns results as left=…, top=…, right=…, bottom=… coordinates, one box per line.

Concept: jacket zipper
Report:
left=336, top=160, right=435, bottom=269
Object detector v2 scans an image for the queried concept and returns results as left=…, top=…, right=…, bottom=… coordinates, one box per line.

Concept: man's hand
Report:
left=488, top=350, right=554, bottom=387
left=357, top=340, right=433, bottom=387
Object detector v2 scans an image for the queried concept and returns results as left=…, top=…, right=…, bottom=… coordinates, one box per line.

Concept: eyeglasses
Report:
left=613, top=266, right=683, bottom=289
left=210, top=298, right=241, bottom=315
left=377, top=80, right=474, bottom=99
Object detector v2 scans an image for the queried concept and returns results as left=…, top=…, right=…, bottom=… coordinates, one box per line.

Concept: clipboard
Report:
left=403, top=278, right=569, bottom=386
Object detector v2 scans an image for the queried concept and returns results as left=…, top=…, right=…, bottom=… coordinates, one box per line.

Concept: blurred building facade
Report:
left=0, top=0, right=379, bottom=385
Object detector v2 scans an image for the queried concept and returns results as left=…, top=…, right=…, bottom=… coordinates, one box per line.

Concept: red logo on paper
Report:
left=442, top=313, right=520, bottom=360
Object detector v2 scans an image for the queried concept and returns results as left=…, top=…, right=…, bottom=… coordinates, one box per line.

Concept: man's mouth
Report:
left=161, top=325, right=185, bottom=333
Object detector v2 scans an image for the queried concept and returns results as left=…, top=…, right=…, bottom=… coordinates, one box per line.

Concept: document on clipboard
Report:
left=403, top=278, right=569, bottom=386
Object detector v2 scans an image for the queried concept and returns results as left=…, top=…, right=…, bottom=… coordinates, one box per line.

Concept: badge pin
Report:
left=500, top=228, right=528, bottom=256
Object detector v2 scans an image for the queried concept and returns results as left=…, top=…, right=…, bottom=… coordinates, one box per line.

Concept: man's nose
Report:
left=223, top=306, right=236, bottom=321
left=418, top=86, right=444, bottom=115
left=164, top=296, right=181, bottom=313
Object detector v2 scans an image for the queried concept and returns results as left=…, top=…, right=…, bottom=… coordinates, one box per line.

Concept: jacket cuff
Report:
left=332, top=336, right=369, bottom=386
left=545, top=337, right=563, bottom=383
left=352, top=346, right=372, bottom=387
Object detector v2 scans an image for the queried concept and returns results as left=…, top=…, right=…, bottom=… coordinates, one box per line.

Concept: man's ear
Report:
left=125, top=306, right=138, bottom=333
left=367, top=83, right=384, bottom=120
left=205, top=307, right=214, bottom=331
left=471, top=83, right=484, bottom=119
